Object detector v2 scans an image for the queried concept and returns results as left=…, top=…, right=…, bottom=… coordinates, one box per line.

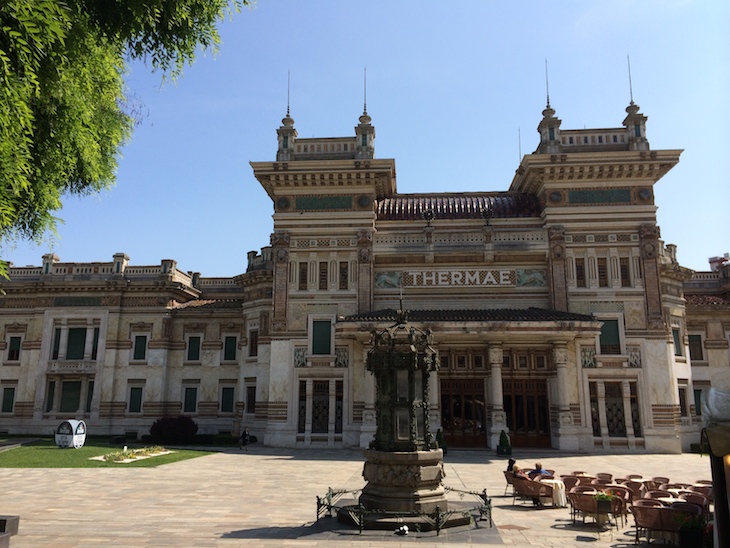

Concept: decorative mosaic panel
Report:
left=568, top=189, right=632, bottom=204
left=295, top=196, right=353, bottom=210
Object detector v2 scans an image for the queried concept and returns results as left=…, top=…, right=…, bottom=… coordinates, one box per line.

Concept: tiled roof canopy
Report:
left=376, top=193, right=541, bottom=221
left=343, top=308, right=595, bottom=323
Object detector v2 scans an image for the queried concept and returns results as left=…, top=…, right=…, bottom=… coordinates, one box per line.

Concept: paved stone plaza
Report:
left=0, top=445, right=714, bottom=547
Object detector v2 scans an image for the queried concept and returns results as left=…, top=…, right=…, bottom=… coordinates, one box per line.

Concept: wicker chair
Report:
left=512, top=476, right=554, bottom=507
left=503, top=470, right=516, bottom=496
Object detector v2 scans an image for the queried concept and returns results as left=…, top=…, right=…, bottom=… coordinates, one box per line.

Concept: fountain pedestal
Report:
left=360, top=449, right=447, bottom=513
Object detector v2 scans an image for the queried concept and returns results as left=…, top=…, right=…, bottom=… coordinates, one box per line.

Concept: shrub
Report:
left=149, top=416, right=198, bottom=444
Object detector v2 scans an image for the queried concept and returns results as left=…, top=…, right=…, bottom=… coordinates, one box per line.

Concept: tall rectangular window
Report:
left=1, top=386, right=15, bottom=413
left=7, top=336, right=21, bottom=361
left=183, top=386, right=198, bottom=413
left=223, top=336, right=237, bottom=361
left=91, top=327, right=99, bottom=360
left=220, top=386, right=235, bottom=413
left=187, top=336, right=201, bottom=361
left=339, top=262, right=348, bottom=290
left=66, top=328, right=86, bottom=360
left=678, top=386, right=688, bottom=417
left=86, top=380, right=94, bottom=412
left=59, top=381, right=81, bottom=413
left=248, top=330, right=259, bottom=357
left=52, top=328, right=61, bottom=360
left=688, top=335, right=703, bottom=361
left=298, top=262, right=308, bottom=290
left=599, top=319, right=621, bottom=354
left=312, top=320, right=332, bottom=355
left=318, top=261, right=328, bottom=290
left=297, top=381, right=306, bottom=433
left=246, top=385, right=257, bottom=414
left=133, top=335, right=148, bottom=361
left=575, top=258, right=586, bottom=288
left=619, top=257, right=631, bottom=287
left=129, top=386, right=143, bottom=413
left=694, top=389, right=703, bottom=416
left=597, top=258, right=608, bottom=287
left=672, top=328, right=682, bottom=356
left=45, top=381, right=55, bottom=412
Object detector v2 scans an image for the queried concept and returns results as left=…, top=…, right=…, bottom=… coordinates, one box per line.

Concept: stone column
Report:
left=622, top=380, right=636, bottom=450
left=58, top=325, right=68, bottom=360
left=488, top=344, right=505, bottom=449
left=553, top=342, right=578, bottom=449
left=83, top=326, right=95, bottom=360
left=304, top=379, right=313, bottom=444
left=596, top=381, right=610, bottom=449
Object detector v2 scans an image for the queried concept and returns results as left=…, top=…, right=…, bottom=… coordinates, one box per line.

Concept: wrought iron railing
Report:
left=315, top=485, right=492, bottom=536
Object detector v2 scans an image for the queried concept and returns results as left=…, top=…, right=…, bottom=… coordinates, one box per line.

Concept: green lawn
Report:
left=0, top=439, right=213, bottom=468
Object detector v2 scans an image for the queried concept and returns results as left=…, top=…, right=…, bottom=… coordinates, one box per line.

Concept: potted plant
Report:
left=677, top=513, right=706, bottom=548
left=497, top=430, right=511, bottom=456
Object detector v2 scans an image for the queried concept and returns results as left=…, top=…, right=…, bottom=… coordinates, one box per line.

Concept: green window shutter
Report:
left=672, top=329, right=682, bottom=356
left=221, top=387, right=234, bottom=413
left=129, top=387, right=143, bottom=413
left=60, top=381, right=81, bottom=412
left=312, top=320, right=331, bottom=355
left=7, top=337, right=21, bottom=360
left=86, top=381, right=94, bottom=412
left=599, top=320, right=620, bottom=354
left=52, top=329, right=61, bottom=359
left=2, top=387, right=15, bottom=413
left=224, top=336, right=237, bottom=361
left=133, top=335, right=147, bottom=360
left=184, top=387, right=197, bottom=413
left=66, top=328, right=86, bottom=360
left=187, top=337, right=201, bottom=361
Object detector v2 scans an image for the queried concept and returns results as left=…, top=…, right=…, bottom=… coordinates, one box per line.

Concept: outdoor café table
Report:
left=657, top=497, right=679, bottom=506
left=539, top=478, right=567, bottom=507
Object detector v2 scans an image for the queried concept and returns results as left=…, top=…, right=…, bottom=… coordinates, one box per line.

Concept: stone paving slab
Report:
left=0, top=445, right=713, bottom=547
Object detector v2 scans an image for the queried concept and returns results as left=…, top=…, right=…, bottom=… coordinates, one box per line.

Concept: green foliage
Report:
left=498, top=430, right=510, bottom=447
left=0, top=0, right=247, bottom=275
left=149, top=415, right=199, bottom=444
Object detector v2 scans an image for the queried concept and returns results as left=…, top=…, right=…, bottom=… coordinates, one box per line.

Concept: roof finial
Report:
left=627, top=54, right=634, bottom=105
left=287, top=69, right=291, bottom=117
left=363, top=66, right=368, bottom=114
left=545, top=59, right=551, bottom=108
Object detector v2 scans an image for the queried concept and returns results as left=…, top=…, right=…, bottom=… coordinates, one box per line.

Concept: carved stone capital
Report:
left=270, top=231, right=290, bottom=247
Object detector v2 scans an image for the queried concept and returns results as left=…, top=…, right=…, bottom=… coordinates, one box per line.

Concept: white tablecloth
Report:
left=540, top=479, right=567, bottom=507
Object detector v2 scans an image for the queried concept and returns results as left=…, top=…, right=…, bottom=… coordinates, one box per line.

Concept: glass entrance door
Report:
left=440, top=378, right=486, bottom=447
left=502, top=378, right=550, bottom=447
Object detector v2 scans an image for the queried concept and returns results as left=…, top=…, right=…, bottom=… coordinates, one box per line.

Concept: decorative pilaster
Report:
left=357, top=229, right=373, bottom=314
left=552, top=342, right=577, bottom=449
left=639, top=224, right=664, bottom=330
left=270, top=231, right=290, bottom=332
left=548, top=226, right=568, bottom=311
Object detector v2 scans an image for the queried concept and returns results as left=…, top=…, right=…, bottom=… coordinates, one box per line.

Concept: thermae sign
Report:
left=374, top=269, right=547, bottom=289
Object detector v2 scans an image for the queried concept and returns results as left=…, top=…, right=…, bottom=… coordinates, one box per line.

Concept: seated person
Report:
left=513, top=465, right=541, bottom=506
left=512, top=464, right=529, bottom=479
left=528, top=462, right=551, bottom=479
left=506, top=458, right=516, bottom=472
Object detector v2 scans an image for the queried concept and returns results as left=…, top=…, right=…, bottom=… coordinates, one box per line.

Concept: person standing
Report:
left=238, top=427, right=250, bottom=451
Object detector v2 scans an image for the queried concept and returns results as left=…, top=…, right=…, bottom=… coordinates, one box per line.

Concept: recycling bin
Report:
left=55, top=420, right=87, bottom=449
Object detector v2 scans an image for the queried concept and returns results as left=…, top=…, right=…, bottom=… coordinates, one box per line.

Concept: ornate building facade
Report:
left=1, top=100, right=727, bottom=453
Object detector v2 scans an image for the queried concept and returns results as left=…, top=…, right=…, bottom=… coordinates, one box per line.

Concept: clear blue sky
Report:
left=3, top=1, right=728, bottom=276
